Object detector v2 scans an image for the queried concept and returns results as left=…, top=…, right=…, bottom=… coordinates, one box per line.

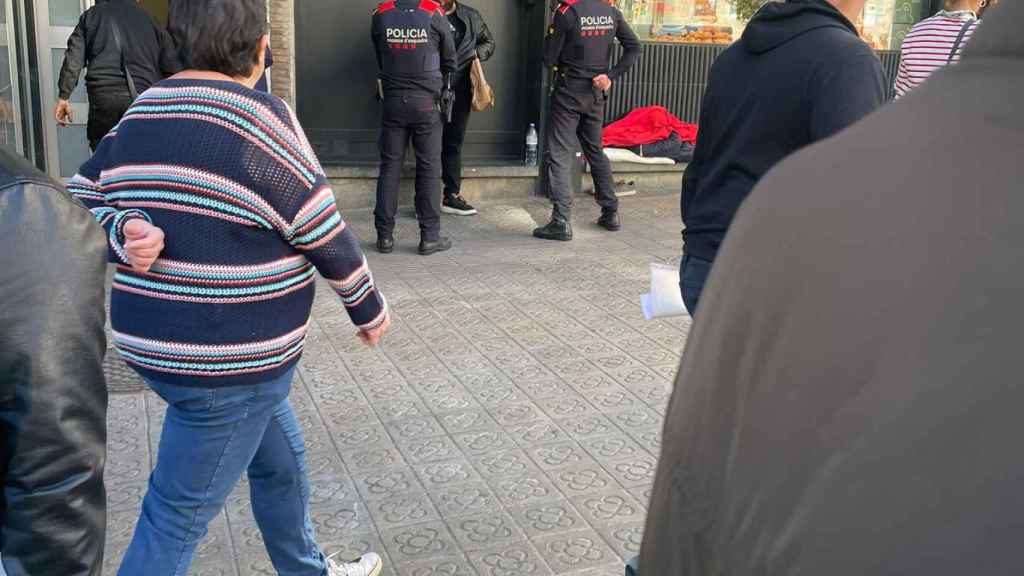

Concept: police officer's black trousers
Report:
left=375, top=94, right=443, bottom=242
left=545, top=83, right=618, bottom=221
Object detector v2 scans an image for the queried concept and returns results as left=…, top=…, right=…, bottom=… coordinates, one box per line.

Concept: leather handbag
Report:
left=470, top=57, right=495, bottom=112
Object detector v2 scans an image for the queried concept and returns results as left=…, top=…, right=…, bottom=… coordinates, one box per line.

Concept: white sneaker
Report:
left=327, top=551, right=383, bottom=576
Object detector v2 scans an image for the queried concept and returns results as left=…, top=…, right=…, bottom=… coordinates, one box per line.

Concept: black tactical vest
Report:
left=558, top=0, right=617, bottom=75
left=376, top=1, right=442, bottom=76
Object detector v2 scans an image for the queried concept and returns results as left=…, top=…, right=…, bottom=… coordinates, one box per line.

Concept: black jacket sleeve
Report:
left=371, top=14, right=384, bottom=71
left=57, top=12, right=89, bottom=100
left=0, top=173, right=108, bottom=576
left=608, top=8, right=641, bottom=80
left=682, top=81, right=713, bottom=227
left=435, top=12, right=457, bottom=76
left=543, top=8, right=574, bottom=70
left=808, top=50, right=886, bottom=140
left=474, top=12, right=496, bottom=62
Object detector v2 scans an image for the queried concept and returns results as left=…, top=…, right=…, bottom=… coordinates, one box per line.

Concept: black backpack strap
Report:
left=110, top=21, right=138, bottom=99
left=947, top=19, right=974, bottom=65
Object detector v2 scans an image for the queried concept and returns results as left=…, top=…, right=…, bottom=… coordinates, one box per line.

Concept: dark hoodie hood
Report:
left=741, top=0, right=858, bottom=55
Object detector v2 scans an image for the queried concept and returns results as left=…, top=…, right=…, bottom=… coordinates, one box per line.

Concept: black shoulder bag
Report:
left=110, top=21, right=139, bottom=100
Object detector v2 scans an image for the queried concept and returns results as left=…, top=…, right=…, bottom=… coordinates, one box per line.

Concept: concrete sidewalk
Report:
left=102, top=193, right=692, bottom=576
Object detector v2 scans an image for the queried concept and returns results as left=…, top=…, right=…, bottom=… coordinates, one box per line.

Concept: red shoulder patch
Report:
left=557, top=0, right=578, bottom=14
left=374, top=0, right=396, bottom=14
left=419, top=0, right=444, bottom=15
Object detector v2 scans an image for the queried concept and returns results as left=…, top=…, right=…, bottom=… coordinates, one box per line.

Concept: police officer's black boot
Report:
left=533, top=213, right=573, bottom=242
left=419, top=236, right=452, bottom=256
left=377, top=234, right=394, bottom=254
left=598, top=210, right=621, bottom=232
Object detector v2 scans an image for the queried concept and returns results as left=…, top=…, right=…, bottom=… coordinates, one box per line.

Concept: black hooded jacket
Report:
left=681, top=0, right=885, bottom=263
left=57, top=0, right=180, bottom=101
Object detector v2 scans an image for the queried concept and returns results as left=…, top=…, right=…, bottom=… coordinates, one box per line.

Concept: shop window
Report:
left=615, top=0, right=922, bottom=49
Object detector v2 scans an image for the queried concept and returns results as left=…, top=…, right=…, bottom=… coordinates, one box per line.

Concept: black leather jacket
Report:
left=448, top=2, right=496, bottom=76
left=0, top=148, right=108, bottom=576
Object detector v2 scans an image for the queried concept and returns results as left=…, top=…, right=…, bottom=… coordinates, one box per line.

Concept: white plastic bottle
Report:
left=525, top=123, right=539, bottom=167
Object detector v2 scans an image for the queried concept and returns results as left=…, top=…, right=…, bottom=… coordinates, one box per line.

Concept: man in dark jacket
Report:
left=0, top=147, right=108, bottom=575
left=438, top=0, right=495, bottom=216
left=641, top=6, right=1024, bottom=575
left=679, top=0, right=885, bottom=313
left=55, top=0, right=181, bottom=150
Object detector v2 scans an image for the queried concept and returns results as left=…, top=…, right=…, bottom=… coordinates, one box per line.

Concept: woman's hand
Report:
left=123, top=219, right=165, bottom=273
left=358, top=314, right=391, bottom=347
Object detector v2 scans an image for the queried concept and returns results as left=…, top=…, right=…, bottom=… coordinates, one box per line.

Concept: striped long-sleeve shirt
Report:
left=895, top=12, right=979, bottom=98
left=68, top=79, right=387, bottom=387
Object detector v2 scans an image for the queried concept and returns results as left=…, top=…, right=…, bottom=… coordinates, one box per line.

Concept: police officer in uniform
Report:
left=372, top=0, right=457, bottom=255
left=534, top=0, right=641, bottom=241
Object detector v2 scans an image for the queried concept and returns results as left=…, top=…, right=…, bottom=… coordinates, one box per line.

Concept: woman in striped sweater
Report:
left=69, top=0, right=387, bottom=574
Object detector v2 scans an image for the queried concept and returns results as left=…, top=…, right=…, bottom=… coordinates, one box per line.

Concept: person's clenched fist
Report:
left=123, top=219, right=165, bottom=273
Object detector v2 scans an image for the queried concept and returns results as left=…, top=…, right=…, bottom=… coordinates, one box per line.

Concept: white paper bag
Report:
left=641, top=263, right=689, bottom=320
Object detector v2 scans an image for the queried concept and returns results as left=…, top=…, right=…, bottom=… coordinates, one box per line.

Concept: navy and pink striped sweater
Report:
left=69, top=78, right=387, bottom=387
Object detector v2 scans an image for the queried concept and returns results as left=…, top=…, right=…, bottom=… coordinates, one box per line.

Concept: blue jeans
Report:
left=119, top=368, right=328, bottom=576
left=680, top=254, right=714, bottom=316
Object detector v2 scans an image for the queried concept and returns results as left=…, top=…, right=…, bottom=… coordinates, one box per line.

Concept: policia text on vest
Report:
left=371, top=0, right=458, bottom=255
left=534, top=0, right=641, bottom=242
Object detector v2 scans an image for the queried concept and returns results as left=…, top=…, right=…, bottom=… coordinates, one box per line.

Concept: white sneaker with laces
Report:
left=326, top=552, right=383, bottom=576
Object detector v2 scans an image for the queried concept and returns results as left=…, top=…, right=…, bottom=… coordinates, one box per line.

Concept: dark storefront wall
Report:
left=296, top=0, right=547, bottom=165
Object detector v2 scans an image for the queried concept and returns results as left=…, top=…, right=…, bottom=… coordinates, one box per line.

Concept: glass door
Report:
left=0, top=0, right=23, bottom=155
left=37, top=0, right=91, bottom=178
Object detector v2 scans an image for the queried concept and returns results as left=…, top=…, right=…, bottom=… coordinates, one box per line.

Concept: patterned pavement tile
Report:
left=398, top=556, right=480, bottom=576
left=398, top=435, right=464, bottom=465
left=505, top=420, right=568, bottom=447
left=547, top=465, right=619, bottom=497
left=437, top=409, right=500, bottom=435
left=445, top=511, right=525, bottom=552
left=490, top=471, right=560, bottom=508
left=352, top=466, right=424, bottom=501
left=467, top=542, right=554, bottom=576
left=594, top=521, right=645, bottom=562
left=570, top=491, right=647, bottom=526
left=428, top=482, right=500, bottom=519
left=414, top=459, right=484, bottom=491
left=532, top=529, right=619, bottom=574
left=311, top=500, right=377, bottom=540
left=506, top=499, right=588, bottom=539
left=382, top=521, right=460, bottom=564
left=369, top=491, right=442, bottom=530
left=553, top=414, right=622, bottom=441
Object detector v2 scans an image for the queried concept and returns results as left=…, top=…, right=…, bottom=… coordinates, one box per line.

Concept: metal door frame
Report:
left=1, top=0, right=25, bottom=155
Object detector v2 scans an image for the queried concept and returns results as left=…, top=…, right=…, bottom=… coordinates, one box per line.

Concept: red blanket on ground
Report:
left=602, top=106, right=698, bottom=147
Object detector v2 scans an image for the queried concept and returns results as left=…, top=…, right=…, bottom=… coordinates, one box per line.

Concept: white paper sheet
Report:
left=641, top=263, right=690, bottom=320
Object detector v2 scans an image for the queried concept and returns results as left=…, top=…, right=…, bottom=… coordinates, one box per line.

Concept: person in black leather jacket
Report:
left=0, top=147, right=108, bottom=576
left=438, top=0, right=495, bottom=217
left=55, top=0, right=181, bottom=150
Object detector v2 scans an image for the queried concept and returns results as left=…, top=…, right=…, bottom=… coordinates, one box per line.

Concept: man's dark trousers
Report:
left=546, top=78, right=617, bottom=220
left=375, top=92, right=443, bottom=242
left=87, top=91, right=133, bottom=151
left=442, top=76, right=473, bottom=199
